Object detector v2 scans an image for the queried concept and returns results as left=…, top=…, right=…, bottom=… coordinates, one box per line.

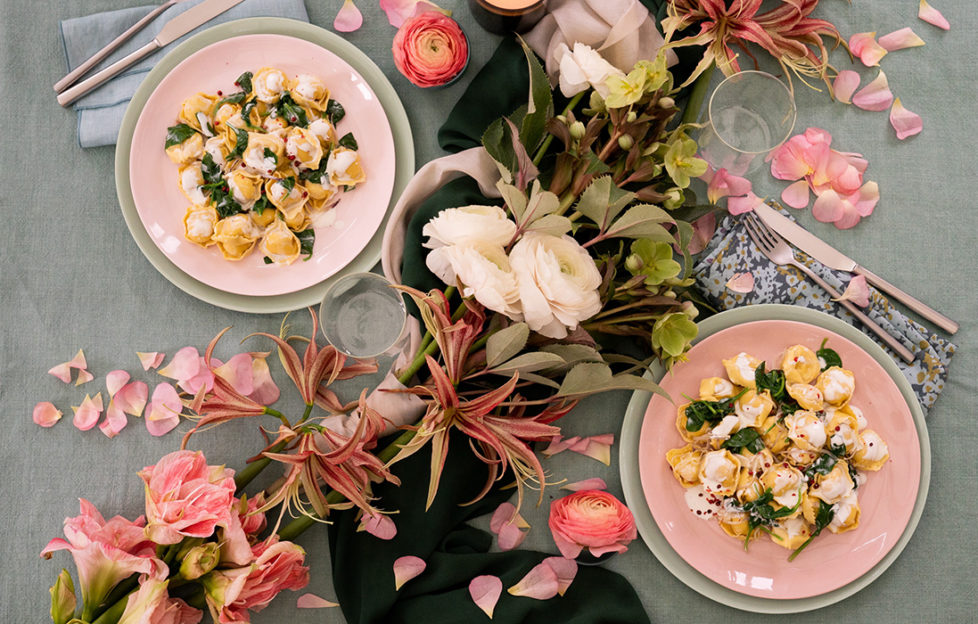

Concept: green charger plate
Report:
left=619, top=304, right=931, bottom=613
left=115, top=18, right=414, bottom=313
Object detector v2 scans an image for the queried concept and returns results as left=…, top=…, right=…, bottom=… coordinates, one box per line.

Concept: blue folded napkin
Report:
left=59, top=0, right=309, bottom=148
left=693, top=204, right=956, bottom=415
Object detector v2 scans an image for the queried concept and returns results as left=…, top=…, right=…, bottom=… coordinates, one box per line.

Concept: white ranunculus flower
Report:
left=509, top=232, right=603, bottom=338
left=554, top=42, right=623, bottom=99
left=422, top=205, right=517, bottom=250
left=426, top=242, right=523, bottom=320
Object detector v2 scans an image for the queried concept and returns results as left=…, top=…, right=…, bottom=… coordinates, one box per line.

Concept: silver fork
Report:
left=742, top=213, right=915, bottom=364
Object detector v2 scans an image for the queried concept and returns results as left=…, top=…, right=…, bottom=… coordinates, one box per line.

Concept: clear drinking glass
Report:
left=697, top=70, right=797, bottom=176
left=319, top=272, right=408, bottom=359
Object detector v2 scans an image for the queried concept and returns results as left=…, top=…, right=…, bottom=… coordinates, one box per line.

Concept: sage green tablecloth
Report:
left=1, top=1, right=975, bottom=623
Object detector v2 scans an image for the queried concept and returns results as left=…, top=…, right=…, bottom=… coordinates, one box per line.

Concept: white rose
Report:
left=422, top=205, right=517, bottom=250
left=509, top=232, right=602, bottom=339
left=554, top=42, right=623, bottom=99
left=426, top=242, right=523, bottom=320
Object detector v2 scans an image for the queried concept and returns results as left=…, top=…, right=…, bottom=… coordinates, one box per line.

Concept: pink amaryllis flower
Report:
left=41, top=499, right=163, bottom=613
left=662, top=0, right=844, bottom=91
left=139, top=450, right=237, bottom=545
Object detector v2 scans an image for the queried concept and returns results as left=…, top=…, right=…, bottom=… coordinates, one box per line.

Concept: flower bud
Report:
left=570, top=121, right=586, bottom=140
left=624, top=253, right=644, bottom=273
left=626, top=111, right=638, bottom=123
left=588, top=90, right=606, bottom=113
left=659, top=96, right=675, bottom=109
left=178, top=542, right=221, bottom=580
left=681, top=301, right=700, bottom=320
left=664, top=188, right=684, bottom=209
left=618, top=134, right=635, bottom=150
left=556, top=114, right=567, bottom=124
left=663, top=289, right=677, bottom=298
left=50, top=569, right=76, bottom=624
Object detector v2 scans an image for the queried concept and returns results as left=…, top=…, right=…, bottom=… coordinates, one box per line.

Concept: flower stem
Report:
left=91, top=597, right=127, bottom=624
left=532, top=92, right=585, bottom=166
left=680, top=62, right=715, bottom=126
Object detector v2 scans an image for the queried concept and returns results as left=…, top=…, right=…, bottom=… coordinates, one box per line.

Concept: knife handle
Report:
left=57, top=40, right=159, bottom=107
left=855, top=265, right=959, bottom=335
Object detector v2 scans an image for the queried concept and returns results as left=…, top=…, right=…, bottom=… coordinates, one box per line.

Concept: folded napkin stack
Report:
left=694, top=205, right=956, bottom=415
left=59, top=0, right=308, bottom=148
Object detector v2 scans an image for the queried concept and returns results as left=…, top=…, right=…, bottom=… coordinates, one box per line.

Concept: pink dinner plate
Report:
left=638, top=318, right=921, bottom=600
left=128, top=34, right=396, bottom=296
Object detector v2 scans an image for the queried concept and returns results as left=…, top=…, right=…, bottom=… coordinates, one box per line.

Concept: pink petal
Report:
left=840, top=151, right=869, bottom=175
left=507, top=562, right=559, bottom=600
left=33, top=401, right=63, bottom=427
left=543, top=557, right=578, bottom=596
left=380, top=0, right=441, bottom=27
left=834, top=275, right=871, bottom=307
left=361, top=514, right=398, bottom=540
left=393, top=556, right=426, bottom=590
left=879, top=27, right=925, bottom=51
left=889, top=98, right=923, bottom=139
left=468, top=575, right=503, bottom=619
left=833, top=70, right=860, bottom=104
left=812, top=190, right=845, bottom=223
left=848, top=32, right=888, bottom=66
left=137, top=351, right=165, bottom=370
left=48, top=363, right=73, bottom=383
left=178, top=357, right=216, bottom=395
left=297, top=593, right=339, bottom=609
left=568, top=434, right=614, bottom=465
left=687, top=213, right=716, bottom=253
left=146, top=383, right=182, bottom=437
left=157, top=346, right=200, bottom=382
left=852, top=70, right=894, bottom=111
left=918, top=0, right=950, bottom=30
left=552, top=529, right=583, bottom=559
left=561, top=478, right=608, bottom=492
left=833, top=202, right=863, bottom=230
left=214, top=353, right=255, bottom=396
left=115, top=381, right=148, bottom=417
left=542, top=435, right=577, bottom=457
left=781, top=179, right=811, bottom=209
left=72, top=393, right=103, bottom=431
left=852, top=181, right=880, bottom=217
left=105, top=370, right=131, bottom=397
left=247, top=356, right=280, bottom=405
left=707, top=168, right=752, bottom=203
left=75, top=369, right=95, bottom=386
left=99, top=401, right=128, bottom=438
left=490, top=502, right=529, bottom=533
left=334, top=0, right=363, bottom=32
left=725, top=272, right=755, bottom=294
left=497, top=522, right=528, bottom=551
left=726, top=192, right=763, bottom=216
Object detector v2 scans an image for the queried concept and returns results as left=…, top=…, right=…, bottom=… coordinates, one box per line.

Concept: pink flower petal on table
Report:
left=74, top=369, right=95, bottom=386
left=833, top=202, right=864, bottom=230
left=105, top=370, right=131, bottom=397
left=834, top=275, right=871, bottom=307
left=158, top=346, right=200, bottom=381
left=853, top=181, right=880, bottom=217
left=725, top=272, right=755, bottom=294
left=33, top=401, right=63, bottom=427
left=812, top=190, right=845, bottom=224
left=561, top=478, right=608, bottom=492
left=469, top=575, right=503, bottom=618
left=848, top=32, right=888, bottom=66
left=67, top=349, right=87, bottom=370
left=507, top=562, right=559, bottom=600
left=334, top=0, right=363, bottom=32
left=490, top=502, right=529, bottom=533
left=889, top=98, right=923, bottom=139
left=99, top=401, right=128, bottom=438
left=214, top=353, right=255, bottom=396
left=727, top=192, right=763, bottom=215
left=361, top=513, right=397, bottom=540
left=115, top=381, right=148, bottom=417
left=568, top=434, right=614, bottom=465
left=146, top=382, right=182, bottom=436
left=380, top=0, right=447, bottom=27
left=393, top=556, right=426, bottom=590
left=179, top=357, right=217, bottom=395
left=833, top=70, right=860, bottom=104
left=852, top=70, right=894, bottom=111
left=542, top=435, right=578, bottom=457
left=706, top=168, right=752, bottom=204
left=543, top=557, right=578, bottom=596
left=71, top=393, right=103, bottom=431
left=918, top=0, right=950, bottom=30
left=137, top=351, right=164, bottom=370
left=48, top=363, right=73, bottom=383
left=248, top=356, right=280, bottom=405
left=497, top=522, right=528, bottom=551
left=840, top=151, right=869, bottom=175
left=297, top=593, right=339, bottom=609
left=879, top=27, right=925, bottom=51
left=781, top=179, right=811, bottom=209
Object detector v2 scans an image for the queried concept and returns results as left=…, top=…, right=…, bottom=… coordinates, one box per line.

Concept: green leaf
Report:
left=675, top=219, right=694, bottom=277
left=263, top=147, right=278, bottom=166
left=582, top=152, right=612, bottom=175
left=524, top=214, right=573, bottom=236
left=485, top=323, right=530, bottom=369
left=276, top=92, right=309, bottom=127
left=253, top=194, right=270, bottom=215
left=517, top=36, right=554, bottom=153
left=754, top=362, right=787, bottom=401
left=281, top=176, right=296, bottom=194
left=605, top=204, right=675, bottom=241
left=788, top=500, right=834, bottom=561
left=574, top=177, right=636, bottom=232
left=235, top=71, right=253, bottom=94
left=556, top=362, right=669, bottom=399
left=212, top=91, right=248, bottom=115
left=520, top=181, right=559, bottom=225
left=681, top=388, right=747, bottom=432
left=722, top=428, right=765, bottom=454
left=228, top=125, right=249, bottom=159
left=482, top=117, right=516, bottom=183
left=817, top=338, right=842, bottom=370
left=164, top=123, right=197, bottom=149
left=338, top=132, right=359, bottom=151
left=496, top=181, right=528, bottom=220
left=540, top=344, right=604, bottom=367
left=296, top=228, right=315, bottom=260
left=326, top=98, right=345, bottom=124
left=804, top=454, right=837, bottom=480
left=200, top=152, right=222, bottom=184
left=241, top=100, right=261, bottom=130
left=489, top=351, right=566, bottom=375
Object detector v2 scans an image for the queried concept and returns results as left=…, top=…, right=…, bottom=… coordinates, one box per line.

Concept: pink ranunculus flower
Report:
left=139, top=450, right=237, bottom=545
left=41, top=499, right=163, bottom=611
left=392, top=10, right=468, bottom=88
left=548, top=490, right=637, bottom=559
left=203, top=539, right=310, bottom=623
left=117, top=579, right=203, bottom=624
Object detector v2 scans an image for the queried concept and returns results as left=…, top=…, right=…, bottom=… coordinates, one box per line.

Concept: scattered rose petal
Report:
left=71, top=393, right=103, bottom=431
left=918, top=0, right=950, bottom=30
left=214, top=353, right=255, bottom=396
left=561, top=478, right=608, bottom=492
left=157, top=346, right=201, bottom=382
left=114, top=381, right=148, bottom=417
left=834, top=275, right=871, bottom=307
left=361, top=514, right=397, bottom=540
left=568, top=434, right=614, bottom=465
left=889, top=98, right=923, bottom=139
left=542, top=435, right=577, bottom=457
left=879, top=27, right=925, bottom=51
left=137, top=351, right=165, bottom=370
left=393, top=556, right=426, bottom=590
left=727, top=192, right=763, bottom=215
left=33, top=402, right=63, bottom=427
left=812, top=190, right=846, bottom=223
left=848, top=32, right=888, bottom=66
left=507, top=562, right=559, bottom=600
left=490, top=502, right=530, bottom=532
left=469, top=575, right=503, bottom=619
left=334, top=0, right=363, bottom=32
left=297, top=593, right=339, bottom=609
left=48, top=363, right=73, bottom=383
left=379, top=0, right=448, bottom=27
left=99, top=401, right=128, bottom=438
left=248, top=356, right=280, bottom=405
left=543, top=557, right=578, bottom=596
left=497, top=522, right=528, bottom=551
left=105, top=370, right=131, bottom=397
left=781, top=179, right=811, bottom=208
left=833, top=70, right=860, bottom=104
left=145, top=383, right=182, bottom=436
left=74, top=369, right=95, bottom=386
left=178, top=357, right=217, bottom=395
left=852, top=70, right=894, bottom=111
left=725, top=272, right=755, bottom=294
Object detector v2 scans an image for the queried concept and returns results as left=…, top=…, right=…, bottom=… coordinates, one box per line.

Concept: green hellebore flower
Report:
left=652, top=312, right=699, bottom=358
left=635, top=52, right=672, bottom=93
left=627, top=239, right=681, bottom=286
left=605, top=67, right=647, bottom=109
left=664, top=136, right=708, bottom=189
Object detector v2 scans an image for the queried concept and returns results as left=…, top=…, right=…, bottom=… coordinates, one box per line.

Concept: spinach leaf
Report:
left=235, top=71, right=253, bottom=94
left=277, top=92, right=308, bottom=127
left=201, top=153, right=222, bottom=184
left=263, top=256, right=274, bottom=264
left=325, top=98, right=345, bottom=123
left=212, top=91, right=248, bottom=115
left=739, top=487, right=804, bottom=550
left=817, top=338, right=842, bottom=371
left=681, top=388, right=748, bottom=432
left=299, top=162, right=325, bottom=184
left=253, top=194, right=270, bottom=215
left=338, top=132, right=358, bottom=151
left=262, top=147, right=278, bottom=166
left=280, top=176, right=296, bottom=194
left=228, top=125, right=250, bottom=159
left=722, top=428, right=765, bottom=454
left=788, top=500, right=835, bottom=561
left=296, top=229, right=315, bottom=260
left=804, top=454, right=837, bottom=480
left=241, top=100, right=261, bottom=130
left=212, top=190, right=243, bottom=219
left=164, top=123, right=197, bottom=149
left=754, top=362, right=786, bottom=401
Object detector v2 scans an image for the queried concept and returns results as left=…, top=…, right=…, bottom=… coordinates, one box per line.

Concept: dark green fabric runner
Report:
left=328, top=431, right=651, bottom=624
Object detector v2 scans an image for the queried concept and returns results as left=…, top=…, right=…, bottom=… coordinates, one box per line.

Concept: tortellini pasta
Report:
left=162, top=68, right=364, bottom=264
left=665, top=341, right=889, bottom=558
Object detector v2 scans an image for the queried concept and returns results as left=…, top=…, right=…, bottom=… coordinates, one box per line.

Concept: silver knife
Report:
left=754, top=202, right=959, bottom=334
left=57, top=0, right=244, bottom=107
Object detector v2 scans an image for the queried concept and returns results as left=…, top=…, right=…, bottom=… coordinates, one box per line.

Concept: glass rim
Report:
left=318, top=271, right=408, bottom=359
left=707, top=70, right=797, bottom=156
